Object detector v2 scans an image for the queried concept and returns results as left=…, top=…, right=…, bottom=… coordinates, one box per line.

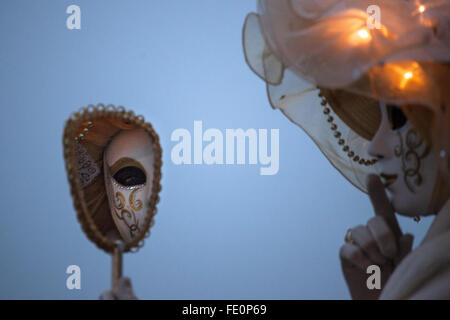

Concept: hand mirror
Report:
left=63, top=104, right=162, bottom=293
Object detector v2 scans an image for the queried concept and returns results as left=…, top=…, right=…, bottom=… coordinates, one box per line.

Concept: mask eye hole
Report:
left=387, top=104, right=408, bottom=131
left=113, top=166, right=146, bottom=186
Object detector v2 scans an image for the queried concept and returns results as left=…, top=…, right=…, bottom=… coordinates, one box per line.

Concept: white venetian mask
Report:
left=104, top=128, right=155, bottom=243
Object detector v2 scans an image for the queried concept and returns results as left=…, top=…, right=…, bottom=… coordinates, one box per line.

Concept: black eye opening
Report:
left=387, top=104, right=408, bottom=131
left=113, top=166, right=146, bottom=186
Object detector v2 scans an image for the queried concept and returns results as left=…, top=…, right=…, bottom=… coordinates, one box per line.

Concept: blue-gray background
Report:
left=0, top=0, right=432, bottom=299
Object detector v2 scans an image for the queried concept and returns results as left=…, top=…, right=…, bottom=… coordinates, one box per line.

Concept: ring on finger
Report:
left=345, top=228, right=355, bottom=244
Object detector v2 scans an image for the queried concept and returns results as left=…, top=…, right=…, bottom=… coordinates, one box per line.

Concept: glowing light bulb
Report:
left=349, top=27, right=372, bottom=45
left=404, top=71, right=413, bottom=80
left=358, top=29, right=370, bottom=39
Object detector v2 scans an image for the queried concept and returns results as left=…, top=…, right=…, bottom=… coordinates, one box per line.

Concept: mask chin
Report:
left=392, top=172, right=444, bottom=218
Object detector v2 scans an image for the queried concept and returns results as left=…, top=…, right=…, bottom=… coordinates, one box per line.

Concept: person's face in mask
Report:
left=368, top=102, right=438, bottom=217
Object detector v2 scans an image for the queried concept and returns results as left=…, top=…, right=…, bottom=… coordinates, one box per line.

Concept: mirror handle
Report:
left=112, top=240, right=125, bottom=295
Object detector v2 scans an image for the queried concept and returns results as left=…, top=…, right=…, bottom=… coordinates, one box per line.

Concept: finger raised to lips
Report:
left=367, top=174, right=403, bottom=240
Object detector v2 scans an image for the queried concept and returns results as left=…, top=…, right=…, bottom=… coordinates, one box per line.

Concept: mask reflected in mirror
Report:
left=104, top=128, right=155, bottom=243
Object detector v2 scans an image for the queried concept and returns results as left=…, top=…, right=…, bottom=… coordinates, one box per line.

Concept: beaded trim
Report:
left=63, top=103, right=162, bottom=254
left=318, top=92, right=378, bottom=166
left=75, top=121, right=93, bottom=142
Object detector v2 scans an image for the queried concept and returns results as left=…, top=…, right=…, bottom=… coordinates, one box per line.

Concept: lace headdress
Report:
left=243, top=0, right=450, bottom=192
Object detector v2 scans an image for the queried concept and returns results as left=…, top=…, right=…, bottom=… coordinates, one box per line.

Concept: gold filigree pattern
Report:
left=115, top=192, right=126, bottom=210
left=395, top=129, right=431, bottom=193
left=113, top=191, right=142, bottom=239
left=129, top=188, right=143, bottom=211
